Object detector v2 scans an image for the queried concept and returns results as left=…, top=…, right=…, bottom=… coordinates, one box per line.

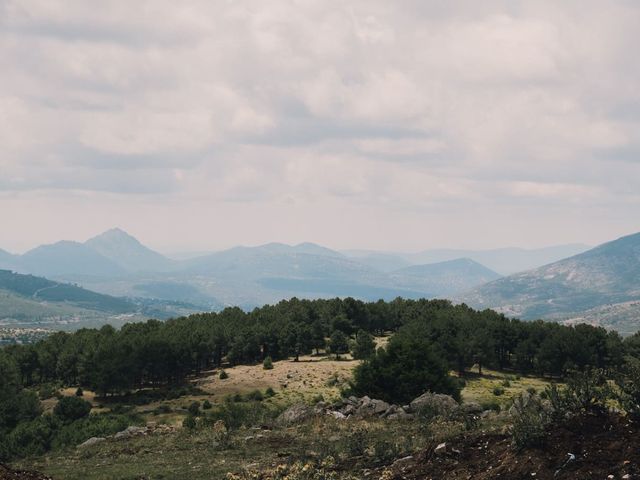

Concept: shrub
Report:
left=510, top=393, right=549, bottom=450
left=219, top=370, right=229, bottom=380
left=265, top=387, right=276, bottom=398
left=492, top=386, right=505, bottom=396
left=37, top=383, right=60, bottom=400
left=153, top=404, right=173, bottom=415
left=75, top=387, right=84, bottom=397
left=53, top=396, right=92, bottom=422
left=188, top=401, right=201, bottom=416
left=263, top=356, right=273, bottom=370
left=182, top=415, right=197, bottom=430
left=245, top=390, right=263, bottom=402
left=616, top=359, right=640, bottom=419
left=480, top=399, right=501, bottom=412
left=547, top=369, right=612, bottom=417
left=202, top=399, right=212, bottom=410
left=501, top=380, right=511, bottom=388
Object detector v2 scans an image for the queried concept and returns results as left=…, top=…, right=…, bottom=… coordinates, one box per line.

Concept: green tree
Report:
left=352, top=335, right=460, bottom=404
left=351, top=330, right=376, bottom=360
left=53, top=396, right=92, bottom=423
left=328, top=330, right=350, bottom=359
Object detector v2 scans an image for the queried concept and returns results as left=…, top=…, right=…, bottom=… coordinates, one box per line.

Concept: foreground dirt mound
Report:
left=0, top=464, right=52, bottom=480
left=384, top=414, right=640, bottom=480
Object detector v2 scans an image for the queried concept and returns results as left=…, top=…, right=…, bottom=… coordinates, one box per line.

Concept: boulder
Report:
left=462, top=402, right=483, bottom=414
left=114, top=425, right=146, bottom=440
left=409, top=392, right=458, bottom=416
left=78, top=437, right=106, bottom=448
left=355, top=398, right=391, bottom=417
left=277, top=403, right=313, bottom=425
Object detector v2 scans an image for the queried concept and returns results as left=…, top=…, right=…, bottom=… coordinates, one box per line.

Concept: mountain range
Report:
left=2, top=228, right=640, bottom=333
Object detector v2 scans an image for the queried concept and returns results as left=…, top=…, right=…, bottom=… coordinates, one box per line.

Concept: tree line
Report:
left=1, top=297, right=632, bottom=398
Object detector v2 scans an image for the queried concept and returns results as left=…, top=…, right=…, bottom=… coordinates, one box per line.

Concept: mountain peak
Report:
left=85, top=229, right=172, bottom=273
left=88, top=228, right=141, bottom=245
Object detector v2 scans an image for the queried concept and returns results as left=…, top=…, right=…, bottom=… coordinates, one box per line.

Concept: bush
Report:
left=263, top=356, right=273, bottom=370
left=501, top=380, right=511, bottom=388
left=616, top=360, right=640, bottom=419
left=245, top=389, right=263, bottom=401
left=202, top=399, right=212, bottom=410
left=493, top=386, right=505, bottom=396
left=480, top=400, right=501, bottom=412
left=53, top=396, right=92, bottom=422
left=510, top=393, right=549, bottom=450
left=265, top=387, right=276, bottom=398
left=153, top=404, right=173, bottom=415
left=547, top=369, right=612, bottom=417
left=182, top=415, right=197, bottom=430
left=75, top=387, right=84, bottom=397
left=219, top=370, right=229, bottom=380
left=188, top=401, right=201, bottom=416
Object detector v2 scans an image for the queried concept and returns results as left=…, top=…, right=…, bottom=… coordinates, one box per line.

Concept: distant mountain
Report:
left=461, top=232, right=640, bottom=332
left=342, top=251, right=412, bottom=272
left=20, top=241, right=125, bottom=278
left=0, top=249, right=19, bottom=270
left=406, top=244, right=591, bottom=275
left=390, top=258, right=501, bottom=297
left=85, top=228, right=174, bottom=273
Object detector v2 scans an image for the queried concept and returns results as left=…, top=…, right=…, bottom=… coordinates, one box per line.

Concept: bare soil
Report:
left=382, top=413, right=640, bottom=480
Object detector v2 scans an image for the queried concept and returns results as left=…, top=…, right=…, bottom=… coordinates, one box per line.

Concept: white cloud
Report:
left=1, top=0, right=639, bottom=251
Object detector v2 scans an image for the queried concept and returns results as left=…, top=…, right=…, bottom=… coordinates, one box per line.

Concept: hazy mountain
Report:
left=0, top=248, right=19, bottom=270
left=342, top=251, right=412, bottom=272
left=461, top=232, right=640, bottom=331
left=406, top=244, right=591, bottom=275
left=20, top=241, right=125, bottom=278
left=85, top=228, right=175, bottom=273
left=390, top=258, right=501, bottom=297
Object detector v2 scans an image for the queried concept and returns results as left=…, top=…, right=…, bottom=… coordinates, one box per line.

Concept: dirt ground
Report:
left=380, top=413, right=640, bottom=480
left=0, top=464, right=52, bottom=480
left=196, top=354, right=356, bottom=402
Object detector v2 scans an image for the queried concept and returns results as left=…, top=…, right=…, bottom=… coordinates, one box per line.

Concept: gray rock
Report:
left=114, top=425, right=146, bottom=440
left=78, top=437, right=106, bottom=448
left=409, top=392, right=458, bottom=416
left=277, top=403, right=313, bottom=425
left=462, top=402, right=483, bottom=414
left=328, top=411, right=347, bottom=420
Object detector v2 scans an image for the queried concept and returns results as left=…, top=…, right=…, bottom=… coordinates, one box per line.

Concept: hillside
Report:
left=389, top=258, right=501, bottom=296
left=0, top=269, right=139, bottom=329
left=462, top=232, right=640, bottom=331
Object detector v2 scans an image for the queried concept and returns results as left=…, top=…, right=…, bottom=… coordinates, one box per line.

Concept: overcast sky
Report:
left=1, top=1, right=639, bottom=253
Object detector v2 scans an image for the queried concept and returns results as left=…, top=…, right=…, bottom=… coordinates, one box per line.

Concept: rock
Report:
left=391, top=455, right=414, bottom=470
left=78, top=437, right=106, bottom=448
left=277, top=403, right=313, bottom=425
left=355, top=398, right=390, bottom=417
left=114, top=425, right=146, bottom=440
left=409, top=392, right=458, bottom=416
left=434, top=442, right=447, bottom=455
left=328, top=411, right=346, bottom=420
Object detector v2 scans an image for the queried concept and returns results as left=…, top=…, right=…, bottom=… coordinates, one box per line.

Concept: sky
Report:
left=1, top=0, right=639, bottom=254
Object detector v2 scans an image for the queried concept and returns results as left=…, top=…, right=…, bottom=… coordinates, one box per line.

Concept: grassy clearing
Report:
left=461, top=368, right=556, bottom=409
left=18, top=348, right=561, bottom=479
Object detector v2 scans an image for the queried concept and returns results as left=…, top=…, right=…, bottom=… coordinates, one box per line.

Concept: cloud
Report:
left=1, top=0, right=639, bottom=251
